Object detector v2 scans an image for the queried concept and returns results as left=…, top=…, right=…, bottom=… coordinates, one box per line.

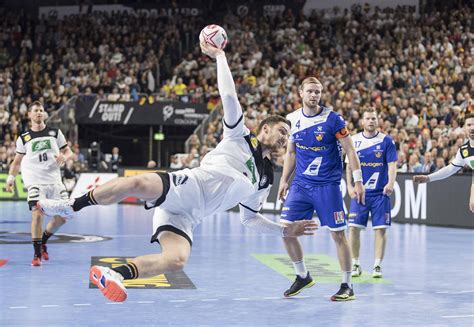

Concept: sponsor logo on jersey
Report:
left=463, top=149, right=469, bottom=157
left=32, top=139, right=52, bottom=152
left=315, top=133, right=323, bottom=141
left=245, top=158, right=257, bottom=184
left=333, top=211, right=345, bottom=224
left=24, top=134, right=31, bottom=142
left=295, top=143, right=327, bottom=152
left=360, top=162, right=384, bottom=167
left=375, top=151, right=382, bottom=158
left=48, top=130, right=56, bottom=136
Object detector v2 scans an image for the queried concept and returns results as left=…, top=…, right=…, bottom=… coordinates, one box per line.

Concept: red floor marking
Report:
left=0, top=259, right=8, bottom=267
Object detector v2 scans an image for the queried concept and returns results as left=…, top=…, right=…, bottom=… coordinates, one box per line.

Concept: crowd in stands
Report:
left=0, top=3, right=472, bottom=177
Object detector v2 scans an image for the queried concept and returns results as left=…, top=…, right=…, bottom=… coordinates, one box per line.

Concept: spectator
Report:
left=110, top=147, right=122, bottom=173
left=169, top=154, right=183, bottom=170
left=407, top=154, right=423, bottom=173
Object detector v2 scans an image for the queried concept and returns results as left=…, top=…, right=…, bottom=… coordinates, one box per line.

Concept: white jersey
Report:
left=198, top=115, right=273, bottom=217
left=451, top=141, right=474, bottom=169
left=16, top=127, right=67, bottom=187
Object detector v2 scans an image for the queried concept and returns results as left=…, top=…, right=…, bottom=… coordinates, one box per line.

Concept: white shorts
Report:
left=146, top=169, right=202, bottom=246
left=27, top=183, right=69, bottom=210
left=150, top=208, right=194, bottom=247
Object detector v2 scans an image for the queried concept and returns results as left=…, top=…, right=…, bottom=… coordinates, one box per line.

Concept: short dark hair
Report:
left=28, top=101, right=44, bottom=111
left=257, top=115, right=291, bottom=134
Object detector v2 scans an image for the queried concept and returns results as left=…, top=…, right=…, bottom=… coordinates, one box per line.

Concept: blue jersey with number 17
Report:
left=286, top=106, right=349, bottom=186
left=351, top=131, right=398, bottom=195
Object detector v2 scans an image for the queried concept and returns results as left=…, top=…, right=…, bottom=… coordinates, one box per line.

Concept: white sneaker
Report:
left=90, top=265, right=128, bottom=302
left=38, top=199, right=75, bottom=218
left=372, top=266, right=383, bottom=278
left=351, top=264, right=362, bottom=277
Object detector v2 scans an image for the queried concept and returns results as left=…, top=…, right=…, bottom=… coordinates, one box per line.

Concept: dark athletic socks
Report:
left=72, top=190, right=98, bottom=211
left=113, top=263, right=139, bottom=280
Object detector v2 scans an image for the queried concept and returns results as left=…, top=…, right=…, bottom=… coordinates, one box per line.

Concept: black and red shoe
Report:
left=41, top=244, right=49, bottom=261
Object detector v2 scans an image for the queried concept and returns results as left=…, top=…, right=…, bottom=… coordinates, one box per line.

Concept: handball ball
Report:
left=199, top=25, right=228, bottom=50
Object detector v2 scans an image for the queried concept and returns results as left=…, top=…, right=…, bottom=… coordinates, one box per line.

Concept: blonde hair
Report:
left=299, top=77, right=323, bottom=91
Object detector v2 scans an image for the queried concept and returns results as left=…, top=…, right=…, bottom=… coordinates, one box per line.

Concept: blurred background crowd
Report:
left=0, top=1, right=472, bottom=189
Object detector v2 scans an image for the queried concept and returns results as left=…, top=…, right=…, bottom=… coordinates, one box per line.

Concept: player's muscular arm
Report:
left=56, top=146, right=73, bottom=167
left=413, top=164, right=461, bottom=183
left=278, top=142, right=296, bottom=201
left=6, top=153, right=24, bottom=192
left=215, top=51, right=242, bottom=127
left=339, top=136, right=365, bottom=204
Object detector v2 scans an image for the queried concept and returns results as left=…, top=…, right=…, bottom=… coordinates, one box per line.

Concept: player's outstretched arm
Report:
left=413, top=164, right=461, bottom=183
left=201, top=42, right=242, bottom=135
left=239, top=207, right=318, bottom=237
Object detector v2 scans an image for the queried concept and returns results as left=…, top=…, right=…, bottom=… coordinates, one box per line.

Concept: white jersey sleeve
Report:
left=57, top=129, right=67, bottom=149
left=216, top=53, right=245, bottom=140
left=239, top=188, right=284, bottom=236
left=16, top=136, right=26, bottom=154
left=450, top=148, right=465, bottom=168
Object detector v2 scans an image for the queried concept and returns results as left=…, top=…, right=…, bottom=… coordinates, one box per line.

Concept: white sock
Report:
left=374, top=258, right=382, bottom=267
left=342, top=271, right=352, bottom=285
left=352, top=258, right=360, bottom=266
left=293, top=260, right=308, bottom=278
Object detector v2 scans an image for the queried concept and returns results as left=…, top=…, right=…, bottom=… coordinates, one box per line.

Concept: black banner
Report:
left=75, top=98, right=209, bottom=126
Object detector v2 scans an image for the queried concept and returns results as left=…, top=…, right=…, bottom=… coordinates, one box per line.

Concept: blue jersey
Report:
left=286, top=106, right=348, bottom=186
left=351, top=131, right=398, bottom=195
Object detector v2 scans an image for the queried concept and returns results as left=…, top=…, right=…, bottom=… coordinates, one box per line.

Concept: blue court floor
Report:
left=0, top=201, right=473, bottom=326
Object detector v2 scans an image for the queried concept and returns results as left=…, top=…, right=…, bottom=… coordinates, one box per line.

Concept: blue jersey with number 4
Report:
left=351, top=132, right=397, bottom=195
left=286, top=106, right=348, bottom=186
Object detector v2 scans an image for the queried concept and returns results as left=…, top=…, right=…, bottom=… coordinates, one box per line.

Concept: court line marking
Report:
left=41, top=305, right=60, bottom=308
left=9, top=306, right=28, bottom=309
left=137, top=301, right=155, bottom=304
left=169, top=300, right=187, bottom=303
left=233, top=298, right=250, bottom=301
left=263, top=297, right=280, bottom=300
left=73, top=303, right=91, bottom=306
left=441, top=315, right=474, bottom=319
left=381, top=293, right=396, bottom=296
left=406, top=292, right=423, bottom=295
left=106, top=302, right=123, bottom=305
left=201, top=299, right=218, bottom=302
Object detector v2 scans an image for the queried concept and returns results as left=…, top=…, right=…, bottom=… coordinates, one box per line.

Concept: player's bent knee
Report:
left=166, top=255, right=188, bottom=271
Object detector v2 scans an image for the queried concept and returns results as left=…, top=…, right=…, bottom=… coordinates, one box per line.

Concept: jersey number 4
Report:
left=303, top=156, right=323, bottom=176
left=38, top=153, right=48, bottom=162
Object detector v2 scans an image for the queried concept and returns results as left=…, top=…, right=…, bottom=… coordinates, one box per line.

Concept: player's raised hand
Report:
left=413, top=175, right=429, bottom=183
left=283, top=220, right=318, bottom=238
left=200, top=41, right=224, bottom=59
left=54, top=153, right=66, bottom=167
left=278, top=181, right=289, bottom=202
left=354, top=181, right=365, bottom=205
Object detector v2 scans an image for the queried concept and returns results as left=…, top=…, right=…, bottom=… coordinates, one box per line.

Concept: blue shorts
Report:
left=281, top=183, right=346, bottom=231
left=348, top=194, right=391, bottom=229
